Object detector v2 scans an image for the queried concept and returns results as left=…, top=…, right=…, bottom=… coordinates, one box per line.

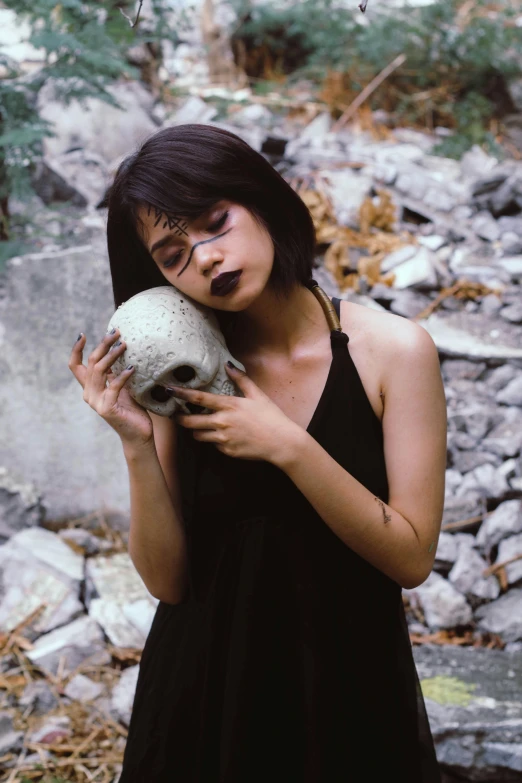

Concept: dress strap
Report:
left=307, top=279, right=349, bottom=343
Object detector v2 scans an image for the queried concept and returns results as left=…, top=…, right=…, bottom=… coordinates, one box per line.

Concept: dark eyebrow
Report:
left=149, top=234, right=180, bottom=258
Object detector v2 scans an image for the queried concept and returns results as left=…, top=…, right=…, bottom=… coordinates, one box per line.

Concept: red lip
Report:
left=210, top=270, right=242, bottom=296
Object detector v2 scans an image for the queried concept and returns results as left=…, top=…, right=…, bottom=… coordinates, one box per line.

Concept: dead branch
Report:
left=119, top=0, right=144, bottom=28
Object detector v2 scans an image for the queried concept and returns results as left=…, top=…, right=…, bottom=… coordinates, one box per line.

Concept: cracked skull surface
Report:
left=106, top=286, right=245, bottom=416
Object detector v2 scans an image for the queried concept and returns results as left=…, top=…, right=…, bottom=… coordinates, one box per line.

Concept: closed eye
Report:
left=163, top=211, right=229, bottom=269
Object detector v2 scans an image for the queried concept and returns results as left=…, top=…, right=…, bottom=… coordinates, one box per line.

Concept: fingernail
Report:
left=76, top=333, right=83, bottom=342
left=126, top=364, right=134, bottom=371
left=165, top=386, right=182, bottom=395
left=109, top=327, right=116, bottom=334
left=226, top=360, right=239, bottom=370
left=114, top=340, right=122, bottom=347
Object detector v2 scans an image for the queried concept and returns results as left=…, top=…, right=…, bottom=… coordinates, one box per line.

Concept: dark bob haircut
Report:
left=105, top=124, right=316, bottom=330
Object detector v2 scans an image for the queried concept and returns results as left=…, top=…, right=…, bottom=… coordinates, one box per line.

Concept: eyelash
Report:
left=163, top=211, right=229, bottom=268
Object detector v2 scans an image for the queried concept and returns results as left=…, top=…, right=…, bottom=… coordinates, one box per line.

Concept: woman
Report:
left=69, top=124, right=446, bottom=782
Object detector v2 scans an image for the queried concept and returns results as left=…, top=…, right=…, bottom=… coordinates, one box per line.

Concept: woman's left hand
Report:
left=170, top=362, right=302, bottom=464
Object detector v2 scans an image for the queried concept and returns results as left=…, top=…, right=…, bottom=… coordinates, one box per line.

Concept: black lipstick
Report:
left=210, top=270, right=242, bottom=296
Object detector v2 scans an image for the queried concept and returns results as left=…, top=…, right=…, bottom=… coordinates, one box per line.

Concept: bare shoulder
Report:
left=337, top=298, right=439, bottom=420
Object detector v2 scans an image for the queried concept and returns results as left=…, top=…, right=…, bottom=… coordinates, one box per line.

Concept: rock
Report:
left=460, top=145, right=499, bottom=179
left=388, top=289, right=432, bottom=318
left=110, top=664, right=140, bottom=727
left=476, top=500, right=522, bottom=556
left=497, top=256, right=522, bottom=280
left=482, top=407, right=522, bottom=458
left=27, top=715, right=71, bottom=745
left=455, top=462, right=510, bottom=500
left=413, top=645, right=522, bottom=781
left=58, top=527, right=113, bottom=556
left=0, top=711, right=24, bottom=755
left=444, top=469, right=464, bottom=498
left=321, top=170, right=373, bottom=229
left=484, top=364, right=520, bottom=393
left=475, top=588, right=522, bottom=642
left=31, top=158, right=88, bottom=207
left=380, top=245, right=417, bottom=274
left=0, top=467, right=44, bottom=541
left=403, top=571, right=472, bottom=630
left=418, top=234, right=447, bottom=252
left=38, top=79, right=157, bottom=163
left=419, top=313, right=522, bottom=361
left=496, top=373, right=522, bottom=406
left=434, top=532, right=458, bottom=572
left=442, top=494, right=486, bottom=527
left=64, top=673, right=105, bottom=703
left=450, top=450, right=500, bottom=475
left=448, top=546, right=500, bottom=601
left=390, top=247, right=438, bottom=289
left=26, top=615, right=110, bottom=677
left=167, top=95, right=217, bottom=125
left=471, top=211, right=500, bottom=242
left=500, top=303, right=522, bottom=325
left=442, top=360, right=486, bottom=383
left=18, top=680, right=58, bottom=716
left=495, top=533, right=522, bottom=586
left=501, top=231, right=522, bottom=255
left=46, top=149, right=110, bottom=208
left=0, top=528, right=84, bottom=635
left=230, top=102, right=273, bottom=127
left=480, top=293, right=504, bottom=316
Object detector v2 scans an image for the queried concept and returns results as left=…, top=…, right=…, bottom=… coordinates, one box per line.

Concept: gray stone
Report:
left=31, top=158, right=88, bottom=207
left=455, top=463, right=510, bottom=500
left=413, top=644, right=522, bottom=781
left=388, top=289, right=432, bottom=318
left=64, top=673, right=105, bottom=703
left=442, top=494, right=487, bottom=527
left=110, top=664, right=140, bottom=727
left=495, top=533, right=522, bottom=586
left=442, top=360, right=486, bottom=383
left=434, top=532, right=459, bottom=570
left=484, top=364, right=521, bottom=393
left=391, top=247, right=438, bottom=290
left=418, top=234, right=447, bottom=252
left=27, top=714, right=71, bottom=744
left=500, top=303, right=522, bottom=325
left=480, top=293, right=504, bottom=316
left=482, top=407, right=522, bottom=458
left=472, top=211, right=501, bottom=242
left=497, top=256, right=522, bottom=280
left=403, top=571, right=472, bottom=630
left=38, top=79, right=157, bottom=163
left=496, top=373, right=522, bottom=406
left=0, top=244, right=130, bottom=519
left=168, top=95, right=217, bottom=126
left=0, top=711, right=24, bottom=755
left=19, top=680, right=58, bottom=716
left=450, top=450, right=501, bottom=475
left=322, top=170, right=373, bottom=229
left=476, top=500, right=522, bottom=556
left=380, top=244, right=417, bottom=273
left=0, top=467, right=44, bottom=541
left=26, top=615, right=110, bottom=677
left=419, top=313, right=522, bottom=361
left=475, top=588, right=522, bottom=642
left=501, top=232, right=522, bottom=255
left=448, top=545, right=500, bottom=600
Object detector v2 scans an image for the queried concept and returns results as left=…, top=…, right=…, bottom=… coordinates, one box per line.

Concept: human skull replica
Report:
left=106, top=286, right=245, bottom=417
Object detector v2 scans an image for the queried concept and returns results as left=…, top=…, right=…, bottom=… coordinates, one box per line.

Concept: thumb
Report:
left=225, top=360, right=261, bottom=398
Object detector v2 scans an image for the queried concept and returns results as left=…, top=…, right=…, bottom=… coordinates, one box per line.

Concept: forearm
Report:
left=124, top=442, right=189, bottom=604
left=274, top=429, right=425, bottom=589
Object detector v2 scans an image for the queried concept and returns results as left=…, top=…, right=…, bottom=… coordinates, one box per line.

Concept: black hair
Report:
left=104, top=124, right=316, bottom=332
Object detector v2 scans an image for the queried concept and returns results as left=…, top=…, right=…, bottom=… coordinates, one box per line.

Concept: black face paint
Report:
left=147, top=204, right=188, bottom=237
left=176, top=228, right=233, bottom=277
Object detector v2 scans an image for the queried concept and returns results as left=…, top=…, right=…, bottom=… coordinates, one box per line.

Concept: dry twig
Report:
left=119, top=0, right=144, bottom=28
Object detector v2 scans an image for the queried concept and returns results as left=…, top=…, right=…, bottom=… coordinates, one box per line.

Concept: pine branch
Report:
left=119, top=0, right=144, bottom=28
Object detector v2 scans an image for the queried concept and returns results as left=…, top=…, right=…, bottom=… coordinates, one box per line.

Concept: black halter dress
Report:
left=118, top=286, right=441, bottom=783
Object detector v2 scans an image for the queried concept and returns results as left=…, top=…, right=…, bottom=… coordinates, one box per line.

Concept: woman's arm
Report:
left=273, top=322, right=447, bottom=589
left=125, top=415, right=189, bottom=605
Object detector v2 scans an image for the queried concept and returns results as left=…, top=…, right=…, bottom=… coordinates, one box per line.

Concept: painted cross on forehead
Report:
left=149, top=204, right=233, bottom=278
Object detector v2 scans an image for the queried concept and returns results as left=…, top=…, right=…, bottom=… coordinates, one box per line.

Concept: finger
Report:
left=176, top=411, right=222, bottom=429
left=224, top=362, right=261, bottom=398
left=90, top=339, right=127, bottom=396
left=68, top=332, right=88, bottom=388
left=166, top=386, right=231, bottom=411
left=87, top=328, right=121, bottom=368
left=104, top=364, right=135, bottom=398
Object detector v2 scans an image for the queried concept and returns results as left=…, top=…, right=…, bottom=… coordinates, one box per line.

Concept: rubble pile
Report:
left=3, top=73, right=522, bottom=783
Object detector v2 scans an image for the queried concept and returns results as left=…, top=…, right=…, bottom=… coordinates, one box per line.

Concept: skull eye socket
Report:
left=173, top=365, right=196, bottom=383
left=150, top=386, right=171, bottom=403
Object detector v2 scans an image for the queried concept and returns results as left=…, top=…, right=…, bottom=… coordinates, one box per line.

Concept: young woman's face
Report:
left=137, top=199, right=275, bottom=310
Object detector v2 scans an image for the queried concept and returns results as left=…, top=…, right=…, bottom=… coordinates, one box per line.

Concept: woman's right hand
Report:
left=68, top=328, right=154, bottom=451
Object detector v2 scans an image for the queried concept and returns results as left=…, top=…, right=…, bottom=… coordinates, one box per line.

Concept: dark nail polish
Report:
left=110, top=327, right=116, bottom=334
left=76, top=333, right=83, bottom=342
left=114, top=340, right=122, bottom=347
left=126, top=365, right=134, bottom=371
left=226, top=360, right=237, bottom=369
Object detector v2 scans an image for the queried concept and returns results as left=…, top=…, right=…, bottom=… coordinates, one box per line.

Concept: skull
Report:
left=106, top=286, right=245, bottom=417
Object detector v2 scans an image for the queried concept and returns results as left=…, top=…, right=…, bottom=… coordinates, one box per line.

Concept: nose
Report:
left=192, top=237, right=224, bottom=276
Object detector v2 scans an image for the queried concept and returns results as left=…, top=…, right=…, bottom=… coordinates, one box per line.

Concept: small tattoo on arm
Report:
left=374, top=496, right=391, bottom=524
left=428, top=541, right=435, bottom=553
